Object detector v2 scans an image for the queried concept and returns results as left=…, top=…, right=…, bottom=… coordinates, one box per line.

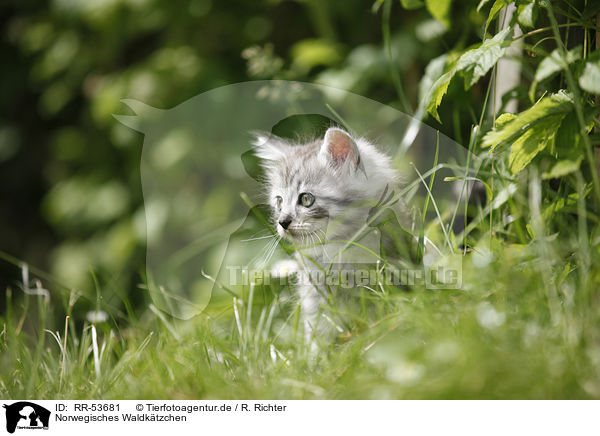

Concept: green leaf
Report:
left=400, top=0, right=425, bottom=9
left=425, top=0, right=452, bottom=28
left=457, top=27, right=513, bottom=88
left=509, top=115, right=563, bottom=174
left=425, top=70, right=454, bottom=122
left=415, top=18, right=447, bottom=42
left=485, top=93, right=576, bottom=174
left=485, top=0, right=508, bottom=34
left=553, top=112, right=581, bottom=157
left=542, top=189, right=590, bottom=223
left=542, top=157, right=583, bottom=179
left=290, top=39, right=344, bottom=72
left=418, top=54, right=448, bottom=105
left=477, top=0, right=491, bottom=12
left=517, top=2, right=538, bottom=28
left=482, top=91, right=574, bottom=150
left=579, top=57, right=600, bottom=94
left=424, top=28, right=512, bottom=121
left=541, top=110, right=596, bottom=179
left=494, top=113, right=517, bottom=129
left=529, top=46, right=582, bottom=101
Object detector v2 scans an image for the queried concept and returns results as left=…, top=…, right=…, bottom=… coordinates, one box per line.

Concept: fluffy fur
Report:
left=253, top=127, right=399, bottom=342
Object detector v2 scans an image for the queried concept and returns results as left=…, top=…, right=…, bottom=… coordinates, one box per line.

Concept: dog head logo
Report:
left=115, top=81, right=474, bottom=318
left=3, top=402, right=50, bottom=433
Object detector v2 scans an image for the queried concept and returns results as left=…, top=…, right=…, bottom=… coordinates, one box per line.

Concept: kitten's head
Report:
left=253, top=127, right=396, bottom=243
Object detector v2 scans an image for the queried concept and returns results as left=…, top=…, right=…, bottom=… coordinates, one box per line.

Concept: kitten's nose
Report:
left=278, top=218, right=292, bottom=230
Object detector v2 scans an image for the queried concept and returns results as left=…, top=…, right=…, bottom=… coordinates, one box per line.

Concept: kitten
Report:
left=253, top=127, right=401, bottom=343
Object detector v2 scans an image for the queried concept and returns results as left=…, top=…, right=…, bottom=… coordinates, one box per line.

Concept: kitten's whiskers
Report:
left=314, top=229, right=330, bottom=261
left=251, top=234, right=282, bottom=269
left=260, top=235, right=283, bottom=268
left=241, top=234, right=277, bottom=242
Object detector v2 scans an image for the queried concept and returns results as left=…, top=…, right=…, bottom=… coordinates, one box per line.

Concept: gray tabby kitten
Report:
left=253, top=127, right=399, bottom=342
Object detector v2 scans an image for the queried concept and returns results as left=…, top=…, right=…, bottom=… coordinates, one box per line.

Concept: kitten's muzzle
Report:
left=278, top=217, right=292, bottom=230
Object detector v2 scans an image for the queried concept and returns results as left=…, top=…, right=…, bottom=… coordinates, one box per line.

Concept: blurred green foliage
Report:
left=0, top=0, right=489, bottom=316
left=3, top=0, right=600, bottom=400
left=2, top=0, right=600, bottom=320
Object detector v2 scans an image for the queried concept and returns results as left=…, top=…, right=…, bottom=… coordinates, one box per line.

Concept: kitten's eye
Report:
left=299, top=193, right=315, bottom=208
left=275, top=196, right=283, bottom=209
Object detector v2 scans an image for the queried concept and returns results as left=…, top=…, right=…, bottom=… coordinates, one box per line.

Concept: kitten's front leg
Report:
left=295, top=270, right=337, bottom=345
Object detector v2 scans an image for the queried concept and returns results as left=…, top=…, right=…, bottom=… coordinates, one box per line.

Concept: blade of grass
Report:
left=382, top=0, right=411, bottom=114
left=410, top=162, right=453, bottom=251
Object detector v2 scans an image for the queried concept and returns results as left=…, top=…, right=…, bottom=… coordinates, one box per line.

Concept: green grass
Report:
left=3, top=0, right=599, bottom=401
left=2, top=203, right=600, bottom=399
left=2, top=137, right=599, bottom=399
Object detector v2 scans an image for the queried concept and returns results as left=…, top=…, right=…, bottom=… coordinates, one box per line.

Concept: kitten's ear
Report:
left=320, top=127, right=363, bottom=171
left=251, top=131, right=291, bottom=163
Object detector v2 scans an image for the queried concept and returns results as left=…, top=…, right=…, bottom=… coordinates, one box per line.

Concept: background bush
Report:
left=2, top=0, right=600, bottom=399
left=0, top=0, right=496, bottom=315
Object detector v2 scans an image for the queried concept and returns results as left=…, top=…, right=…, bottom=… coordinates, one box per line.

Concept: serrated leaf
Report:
left=458, top=27, right=513, bottom=88
left=425, top=0, right=452, bottom=28
left=517, top=2, right=538, bottom=28
left=579, top=58, right=600, bottom=94
left=482, top=91, right=574, bottom=150
left=542, top=157, right=583, bottom=179
left=400, top=0, right=425, bottom=9
left=424, top=28, right=512, bottom=121
left=529, top=46, right=582, bottom=101
left=456, top=28, right=512, bottom=89
left=494, top=113, right=517, bottom=129
left=509, top=115, right=564, bottom=174
left=425, top=70, right=454, bottom=122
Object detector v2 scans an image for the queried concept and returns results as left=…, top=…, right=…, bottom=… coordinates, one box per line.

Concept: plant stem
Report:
left=545, top=0, right=600, bottom=209
left=511, top=23, right=600, bottom=43
left=382, top=0, right=411, bottom=114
